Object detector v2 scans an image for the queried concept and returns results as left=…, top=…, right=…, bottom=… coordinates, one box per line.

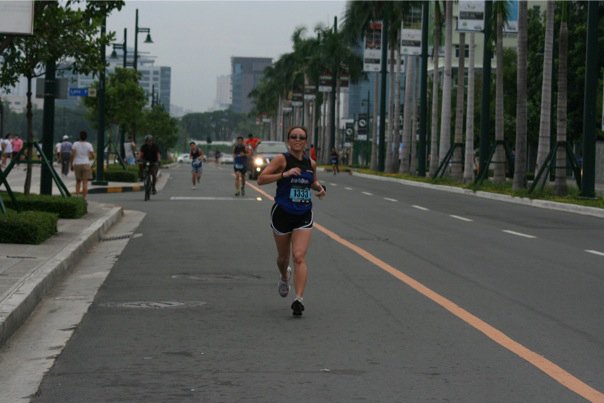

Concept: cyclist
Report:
left=257, top=126, right=326, bottom=317
left=189, top=141, right=203, bottom=189
left=138, top=135, right=161, bottom=194
left=233, top=136, right=247, bottom=196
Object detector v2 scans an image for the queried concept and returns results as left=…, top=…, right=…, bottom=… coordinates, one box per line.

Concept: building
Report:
left=215, top=74, right=231, bottom=110
left=230, top=57, right=272, bottom=114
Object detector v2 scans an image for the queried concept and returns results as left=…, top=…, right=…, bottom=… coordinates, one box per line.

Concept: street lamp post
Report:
left=133, top=9, right=153, bottom=72
left=93, top=16, right=108, bottom=186
left=110, top=28, right=130, bottom=158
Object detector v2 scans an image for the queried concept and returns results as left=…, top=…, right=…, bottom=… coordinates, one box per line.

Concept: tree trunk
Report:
left=428, top=6, right=442, bottom=176
left=493, top=10, right=506, bottom=184
left=391, top=31, right=403, bottom=173
left=400, top=56, right=415, bottom=174
left=370, top=73, right=379, bottom=170
left=554, top=17, right=568, bottom=196
left=385, top=44, right=396, bottom=172
left=410, top=57, right=419, bottom=175
left=463, top=33, right=476, bottom=184
left=536, top=2, right=555, bottom=177
left=451, top=32, right=466, bottom=180
left=438, top=1, right=453, bottom=172
left=513, top=1, right=528, bottom=191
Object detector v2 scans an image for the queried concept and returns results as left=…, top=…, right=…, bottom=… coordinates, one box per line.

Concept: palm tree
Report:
left=492, top=0, right=508, bottom=184
left=451, top=31, right=466, bottom=180
left=438, top=1, right=453, bottom=173
left=554, top=2, right=568, bottom=196
left=428, top=2, right=443, bottom=176
left=536, top=2, right=555, bottom=179
left=463, top=32, right=476, bottom=184
left=512, top=1, right=528, bottom=191
left=391, top=30, right=403, bottom=173
left=400, top=55, right=415, bottom=174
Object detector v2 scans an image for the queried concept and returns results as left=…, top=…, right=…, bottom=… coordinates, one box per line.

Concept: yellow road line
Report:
left=247, top=181, right=604, bottom=402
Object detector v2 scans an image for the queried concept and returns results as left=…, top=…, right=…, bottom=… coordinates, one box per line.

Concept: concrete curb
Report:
left=0, top=203, right=123, bottom=348
left=350, top=172, right=604, bottom=219
left=89, top=185, right=143, bottom=194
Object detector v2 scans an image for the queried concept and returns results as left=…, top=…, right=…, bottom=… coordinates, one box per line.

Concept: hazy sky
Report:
left=106, top=1, right=347, bottom=113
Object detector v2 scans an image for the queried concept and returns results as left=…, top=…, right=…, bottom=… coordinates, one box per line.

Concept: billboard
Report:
left=0, top=1, right=34, bottom=35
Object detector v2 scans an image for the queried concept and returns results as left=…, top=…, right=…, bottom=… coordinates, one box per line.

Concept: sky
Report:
left=106, top=1, right=348, bottom=114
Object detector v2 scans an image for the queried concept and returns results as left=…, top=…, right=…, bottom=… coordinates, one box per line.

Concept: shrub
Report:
left=94, top=164, right=139, bottom=182
left=1, top=192, right=87, bottom=219
left=0, top=209, right=58, bottom=244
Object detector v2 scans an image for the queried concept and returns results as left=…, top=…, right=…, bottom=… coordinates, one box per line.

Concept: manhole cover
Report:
left=99, top=301, right=206, bottom=309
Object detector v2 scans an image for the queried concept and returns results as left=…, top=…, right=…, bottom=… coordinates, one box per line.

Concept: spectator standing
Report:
left=70, top=131, right=95, bottom=199
left=11, top=134, right=23, bottom=164
left=59, top=135, right=73, bottom=176
left=1, top=134, right=12, bottom=167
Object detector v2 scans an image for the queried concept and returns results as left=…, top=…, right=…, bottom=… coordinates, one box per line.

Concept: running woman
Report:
left=233, top=136, right=247, bottom=196
left=189, top=141, right=203, bottom=189
left=257, top=126, right=326, bottom=317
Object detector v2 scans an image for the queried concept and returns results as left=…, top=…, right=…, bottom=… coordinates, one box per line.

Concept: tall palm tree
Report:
left=492, top=0, right=508, bottom=184
left=512, top=1, right=528, bottom=191
left=536, top=2, right=555, bottom=178
left=451, top=31, right=466, bottom=180
left=463, top=32, right=476, bottom=184
left=391, top=31, right=403, bottom=173
left=400, top=55, right=415, bottom=174
left=428, top=2, right=443, bottom=176
left=554, top=2, right=568, bottom=196
left=438, top=1, right=453, bottom=173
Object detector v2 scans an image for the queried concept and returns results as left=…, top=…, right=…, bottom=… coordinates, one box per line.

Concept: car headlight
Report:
left=254, top=157, right=264, bottom=166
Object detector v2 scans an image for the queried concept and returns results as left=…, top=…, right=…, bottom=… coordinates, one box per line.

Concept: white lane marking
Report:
left=345, top=187, right=353, bottom=191
left=170, top=197, right=261, bottom=201
left=329, top=183, right=337, bottom=186
left=585, top=249, right=604, bottom=257
left=362, top=192, right=373, bottom=196
left=384, top=197, right=398, bottom=202
left=502, top=230, right=536, bottom=239
left=412, top=205, right=429, bottom=211
left=450, top=215, right=473, bottom=222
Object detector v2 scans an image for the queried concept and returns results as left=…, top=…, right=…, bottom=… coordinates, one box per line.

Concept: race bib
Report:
left=234, top=163, right=244, bottom=169
left=289, top=187, right=311, bottom=203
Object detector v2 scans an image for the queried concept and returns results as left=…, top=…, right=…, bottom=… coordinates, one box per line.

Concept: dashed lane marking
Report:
left=502, top=230, right=536, bottom=239
left=170, top=196, right=262, bottom=201
left=384, top=197, right=398, bottom=202
left=585, top=249, right=604, bottom=257
left=244, top=180, right=604, bottom=402
left=362, top=192, right=373, bottom=196
left=412, top=205, right=429, bottom=211
left=450, top=215, right=473, bottom=222
left=345, top=187, right=353, bottom=191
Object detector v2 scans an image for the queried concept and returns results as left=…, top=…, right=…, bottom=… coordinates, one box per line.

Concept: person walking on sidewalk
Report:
left=330, top=147, right=339, bottom=175
left=233, top=136, right=247, bottom=196
left=1, top=134, right=12, bottom=168
left=189, top=141, right=203, bottom=189
left=59, top=135, right=72, bottom=176
left=257, top=126, right=326, bottom=317
left=70, top=131, right=95, bottom=200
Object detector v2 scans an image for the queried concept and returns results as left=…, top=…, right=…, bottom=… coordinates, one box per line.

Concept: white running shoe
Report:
left=278, top=266, right=292, bottom=297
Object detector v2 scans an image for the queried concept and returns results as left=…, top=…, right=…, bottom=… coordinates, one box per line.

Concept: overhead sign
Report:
left=0, top=1, right=34, bottom=35
left=363, top=21, right=382, bottom=72
left=458, top=1, right=485, bottom=32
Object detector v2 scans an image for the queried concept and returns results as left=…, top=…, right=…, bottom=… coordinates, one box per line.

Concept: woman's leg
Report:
left=290, top=229, right=312, bottom=298
left=273, top=232, right=292, bottom=281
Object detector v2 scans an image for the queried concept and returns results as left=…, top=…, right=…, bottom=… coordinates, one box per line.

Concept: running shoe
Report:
left=278, top=266, right=291, bottom=297
left=241, top=187, right=245, bottom=196
left=235, top=191, right=240, bottom=196
left=291, top=298, right=304, bottom=317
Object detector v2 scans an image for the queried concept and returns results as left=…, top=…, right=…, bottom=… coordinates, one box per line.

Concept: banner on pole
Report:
left=363, top=21, right=382, bottom=72
left=458, top=1, right=485, bottom=32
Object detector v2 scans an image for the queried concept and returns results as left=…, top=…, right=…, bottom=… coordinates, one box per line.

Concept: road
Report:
left=7, top=163, right=604, bottom=401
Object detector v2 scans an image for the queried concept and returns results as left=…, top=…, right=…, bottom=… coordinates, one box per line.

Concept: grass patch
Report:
left=1, top=192, right=87, bottom=218
left=347, top=167, right=604, bottom=209
left=0, top=209, right=58, bottom=244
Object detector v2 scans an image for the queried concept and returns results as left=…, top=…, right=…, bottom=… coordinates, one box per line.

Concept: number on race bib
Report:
left=289, top=188, right=311, bottom=203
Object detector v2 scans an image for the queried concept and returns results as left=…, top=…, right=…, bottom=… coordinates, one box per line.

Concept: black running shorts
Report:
left=270, top=204, right=313, bottom=235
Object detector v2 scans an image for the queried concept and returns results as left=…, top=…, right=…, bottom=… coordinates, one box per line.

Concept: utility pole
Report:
left=418, top=1, right=429, bottom=176
left=329, top=16, right=338, bottom=154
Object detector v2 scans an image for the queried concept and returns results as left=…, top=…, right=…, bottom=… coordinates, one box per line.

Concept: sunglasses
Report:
left=289, top=135, right=307, bottom=141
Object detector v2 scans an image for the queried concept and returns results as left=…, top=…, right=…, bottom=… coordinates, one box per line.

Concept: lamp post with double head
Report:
left=132, top=9, right=152, bottom=143
left=110, top=28, right=130, bottom=158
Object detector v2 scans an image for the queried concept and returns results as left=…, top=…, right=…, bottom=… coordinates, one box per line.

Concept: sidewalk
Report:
left=0, top=201, right=123, bottom=347
left=2, top=163, right=169, bottom=195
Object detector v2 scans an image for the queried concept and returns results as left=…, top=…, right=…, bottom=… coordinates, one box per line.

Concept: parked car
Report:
left=248, top=141, right=288, bottom=180
left=219, top=153, right=234, bottom=164
left=177, top=153, right=191, bottom=163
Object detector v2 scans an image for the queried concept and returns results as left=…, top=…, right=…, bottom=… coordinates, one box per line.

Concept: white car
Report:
left=219, top=153, right=234, bottom=164
left=177, top=153, right=191, bottom=163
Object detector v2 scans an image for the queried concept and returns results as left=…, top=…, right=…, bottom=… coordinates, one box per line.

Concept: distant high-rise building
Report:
left=215, top=74, right=231, bottom=110
left=230, top=56, right=272, bottom=114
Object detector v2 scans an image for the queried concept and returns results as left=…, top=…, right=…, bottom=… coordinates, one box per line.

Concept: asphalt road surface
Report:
left=28, top=163, right=604, bottom=402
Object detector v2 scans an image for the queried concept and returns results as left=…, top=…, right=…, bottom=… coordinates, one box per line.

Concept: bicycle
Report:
left=142, top=161, right=158, bottom=201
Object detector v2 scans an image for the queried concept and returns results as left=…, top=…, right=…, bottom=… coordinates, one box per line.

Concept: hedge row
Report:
left=0, top=209, right=58, bottom=244
left=94, top=165, right=140, bottom=183
left=1, top=192, right=87, bottom=219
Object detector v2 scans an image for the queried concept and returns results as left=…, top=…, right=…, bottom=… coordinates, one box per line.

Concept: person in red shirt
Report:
left=244, top=133, right=260, bottom=153
left=309, top=144, right=317, bottom=161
